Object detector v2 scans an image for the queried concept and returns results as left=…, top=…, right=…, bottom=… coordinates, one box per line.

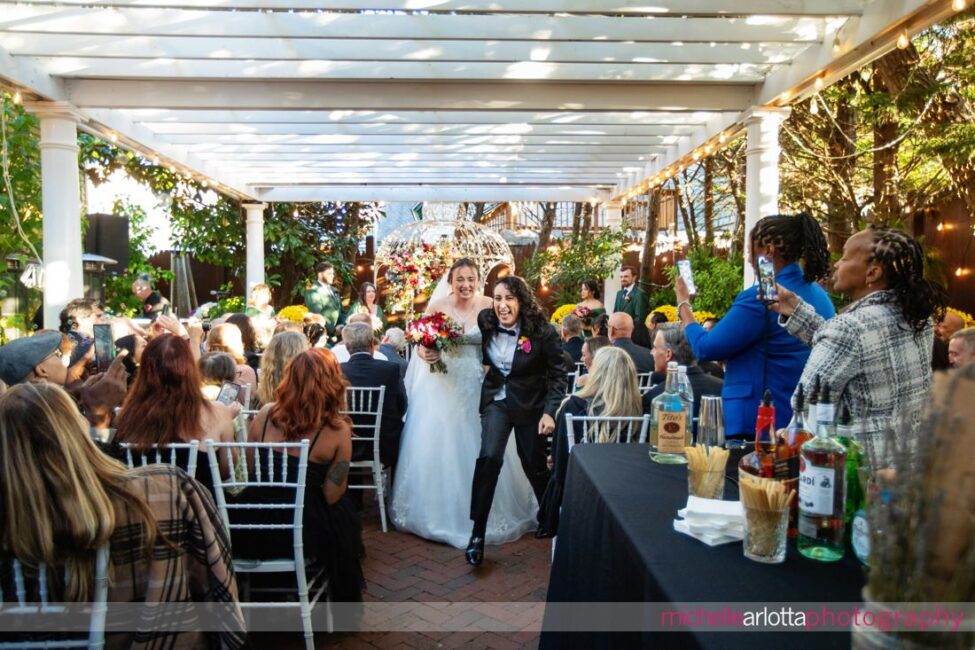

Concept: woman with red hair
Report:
left=240, top=348, right=363, bottom=603
left=115, top=334, right=236, bottom=489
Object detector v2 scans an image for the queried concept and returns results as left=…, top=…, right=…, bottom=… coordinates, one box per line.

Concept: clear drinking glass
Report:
left=687, top=469, right=725, bottom=499
left=743, top=506, right=789, bottom=563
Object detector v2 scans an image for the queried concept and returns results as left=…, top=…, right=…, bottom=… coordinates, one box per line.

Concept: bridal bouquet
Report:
left=407, top=312, right=464, bottom=374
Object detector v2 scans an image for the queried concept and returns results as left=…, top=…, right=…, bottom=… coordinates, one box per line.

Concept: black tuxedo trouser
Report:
left=470, top=399, right=550, bottom=537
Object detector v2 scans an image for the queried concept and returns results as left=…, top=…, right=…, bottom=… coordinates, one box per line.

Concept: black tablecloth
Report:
left=540, top=444, right=866, bottom=650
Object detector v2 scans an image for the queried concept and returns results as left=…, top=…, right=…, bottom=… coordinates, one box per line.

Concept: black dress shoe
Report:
left=465, top=536, right=485, bottom=566
left=534, top=526, right=555, bottom=539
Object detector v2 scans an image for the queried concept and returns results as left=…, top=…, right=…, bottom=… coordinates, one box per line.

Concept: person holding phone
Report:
left=674, top=213, right=835, bottom=438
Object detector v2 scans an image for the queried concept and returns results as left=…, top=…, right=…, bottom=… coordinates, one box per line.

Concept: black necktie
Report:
left=498, top=327, right=517, bottom=336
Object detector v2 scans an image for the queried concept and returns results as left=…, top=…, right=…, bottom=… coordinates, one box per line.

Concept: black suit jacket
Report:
left=378, top=343, right=409, bottom=379
left=641, top=365, right=724, bottom=423
left=613, top=338, right=655, bottom=374
left=563, top=336, right=584, bottom=363
left=478, top=309, right=567, bottom=424
left=341, top=353, right=408, bottom=467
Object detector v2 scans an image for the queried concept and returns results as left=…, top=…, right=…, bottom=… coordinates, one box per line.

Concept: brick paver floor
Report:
left=249, top=500, right=552, bottom=649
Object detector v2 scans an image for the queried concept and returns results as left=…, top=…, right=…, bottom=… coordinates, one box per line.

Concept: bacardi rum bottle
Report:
left=798, top=384, right=847, bottom=561
left=650, top=362, right=692, bottom=464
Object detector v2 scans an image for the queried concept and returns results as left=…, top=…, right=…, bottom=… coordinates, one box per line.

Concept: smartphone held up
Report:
left=756, top=256, right=777, bottom=304
left=677, top=259, right=697, bottom=296
left=92, top=323, right=116, bottom=372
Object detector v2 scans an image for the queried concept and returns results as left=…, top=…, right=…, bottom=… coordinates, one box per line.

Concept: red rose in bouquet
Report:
left=573, top=305, right=594, bottom=327
left=407, top=312, right=465, bottom=374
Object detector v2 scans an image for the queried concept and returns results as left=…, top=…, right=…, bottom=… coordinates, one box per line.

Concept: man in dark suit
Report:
left=560, top=313, right=584, bottom=364
left=379, top=327, right=409, bottom=379
left=340, top=322, right=408, bottom=469
left=608, top=312, right=655, bottom=374
left=643, top=323, right=723, bottom=420
left=303, top=262, right=343, bottom=337
left=613, top=265, right=649, bottom=327
left=467, top=276, right=567, bottom=565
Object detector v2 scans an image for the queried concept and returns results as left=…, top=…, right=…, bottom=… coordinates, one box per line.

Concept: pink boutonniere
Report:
left=624, top=295, right=632, bottom=302
left=517, top=336, right=532, bottom=354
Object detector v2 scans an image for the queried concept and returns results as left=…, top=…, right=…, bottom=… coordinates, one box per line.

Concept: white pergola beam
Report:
left=180, top=144, right=673, bottom=154
left=256, top=185, right=613, bottom=202
left=0, top=8, right=830, bottom=42
left=66, top=80, right=756, bottom=111
left=6, top=0, right=867, bottom=16
left=2, top=35, right=809, bottom=66
left=138, top=122, right=701, bottom=137
left=33, top=57, right=770, bottom=82
left=115, top=110, right=730, bottom=126
left=213, top=160, right=648, bottom=168
left=164, top=134, right=681, bottom=146
left=193, top=153, right=657, bottom=163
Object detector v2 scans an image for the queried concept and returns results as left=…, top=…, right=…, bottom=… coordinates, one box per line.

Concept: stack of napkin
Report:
left=673, top=496, right=745, bottom=546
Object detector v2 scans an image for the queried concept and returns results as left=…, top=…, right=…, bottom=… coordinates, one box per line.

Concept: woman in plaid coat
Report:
left=772, top=226, right=947, bottom=449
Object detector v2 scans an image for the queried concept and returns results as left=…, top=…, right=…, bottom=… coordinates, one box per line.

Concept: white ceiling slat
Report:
left=162, top=133, right=680, bottom=145
left=140, top=122, right=699, bottom=136
left=0, top=8, right=829, bottom=42
left=7, top=0, right=866, bottom=17
left=256, top=186, right=612, bottom=202
left=1, top=34, right=809, bottom=66
left=33, top=57, right=771, bottom=82
left=209, top=159, right=649, bottom=168
left=116, top=109, right=727, bottom=126
left=192, top=153, right=656, bottom=163
left=180, top=144, right=672, bottom=154
left=66, top=80, right=757, bottom=111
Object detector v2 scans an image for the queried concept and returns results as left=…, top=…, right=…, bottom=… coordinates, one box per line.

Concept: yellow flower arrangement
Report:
left=550, top=303, right=577, bottom=325
left=647, top=306, right=718, bottom=325
left=278, top=305, right=309, bottom=323
left=947, top=306, right=975, bottom=328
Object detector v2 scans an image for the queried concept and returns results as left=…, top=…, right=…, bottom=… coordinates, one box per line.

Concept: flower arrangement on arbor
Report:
left=278, top=305, right=309, bottom=323
left=384, top=242, right=454, bottom=315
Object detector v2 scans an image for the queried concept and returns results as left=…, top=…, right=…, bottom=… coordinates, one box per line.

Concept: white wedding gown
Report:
left=390, top=324, right=538, bottom=548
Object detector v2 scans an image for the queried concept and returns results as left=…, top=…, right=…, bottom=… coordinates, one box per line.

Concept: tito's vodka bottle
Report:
left=650, top=362, right=692, bottom=464
left=797, top=384, right=847, bottom=561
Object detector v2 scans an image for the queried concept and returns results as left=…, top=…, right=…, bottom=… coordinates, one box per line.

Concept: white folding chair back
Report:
left=0, top=545, right=110, bottom=650
left=343, top=386, right=389, bottom=532
left=637, top=372, right=654, bottom=394
left=565, top=372, right=578, bottom=396
left=565, top=413, right=651, bottom=452
left=574, top=361, right=586, bottom=375
left=205, top=440, right=330, bottom=648
left=119, top=441, right=200, bottom=479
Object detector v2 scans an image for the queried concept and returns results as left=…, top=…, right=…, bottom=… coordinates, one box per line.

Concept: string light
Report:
left=814, top=76, right=825, bottom=91
left=109, top=132, right=118, bottom=143
left=897, top=31, right=910, bottom=49
left=953, top=0, right=966, bottom=11
left=810, top=97, right=819, bottom=115
left=12, top=90, right=22, bottom=104
left=151, top=156, right=159, bottom=165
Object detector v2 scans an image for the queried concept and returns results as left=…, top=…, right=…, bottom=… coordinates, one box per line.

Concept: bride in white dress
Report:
left=390, top=258, right=538, bottom=548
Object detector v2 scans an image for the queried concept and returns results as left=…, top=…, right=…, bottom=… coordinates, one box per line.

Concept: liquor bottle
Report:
left=677, top=365, right=696, bottom=437
left=798, top=383, right=847, bottom=561
left=650, top=361, right=692, bottom=464
left=805, top=376, right=820, bottom=424
left=835, top=401, right=864, bottom=528
left=774, top=384, right=813, bottom=537
left=737, top=390, right=776, bottom=480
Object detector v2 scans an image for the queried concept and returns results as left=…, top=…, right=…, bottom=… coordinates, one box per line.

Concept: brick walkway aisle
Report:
left=331, top=505, right=551, bottom=649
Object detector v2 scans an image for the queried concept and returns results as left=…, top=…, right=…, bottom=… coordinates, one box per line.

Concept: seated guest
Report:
left=330, top=313, right=389, bottom=362
left=676, top=212, right=835, bottom=438
left=340, top=322, right=408, bottom=469
left=206, top=323, right=258, bottom=400
left=560, top=314, right=585, bottom=363
left=0, top=382, right=244, bottom=649
left=608, top=312, right=655, bottom=374
left=0, top=331, right=127, bottom=434
left=772, top=226, right=946, bottom=453
left=199, top=351, right=238, bottom=402
left=226, top=313, right=262, bottom=373
left=116, top=334, right=236, bottom=486
left=379, top=327, right=409, bottom=379
left=257, top=331, right=309, bottom=407
left=949, top=328, right=975, bottom=369
left=274, top=319, right=305, bottom=336
left=643, top=323, right=723, bottom=424
left=932, top=310, right=965, bottom=370
left=573, top=335, right=611, bottom=389
left=538, top=347, right=642, bottom=536
left=647, top=311, right=669, bottom=334
left=244, top=349, right=364, bottom=605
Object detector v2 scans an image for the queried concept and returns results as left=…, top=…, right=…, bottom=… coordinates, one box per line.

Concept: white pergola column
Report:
left=602, top=202, right=623, bottom=312
left=243, top=202, right=267, bottom=293
left=743, top=107, right=790, bottom=287
left=25, top=102, right=84, bottom=329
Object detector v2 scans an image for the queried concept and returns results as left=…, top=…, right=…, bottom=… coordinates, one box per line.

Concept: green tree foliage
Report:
left=523, top=227, right=626, bottom=307
left=0, top=94, right=41, bottom=302
left=650, top=247, right=743, bottom=317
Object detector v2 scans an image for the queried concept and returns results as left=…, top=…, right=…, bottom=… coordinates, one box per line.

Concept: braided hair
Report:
left=750, top=213, right=831, bottom=283
left=867, top=226, right=947, bottom=338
